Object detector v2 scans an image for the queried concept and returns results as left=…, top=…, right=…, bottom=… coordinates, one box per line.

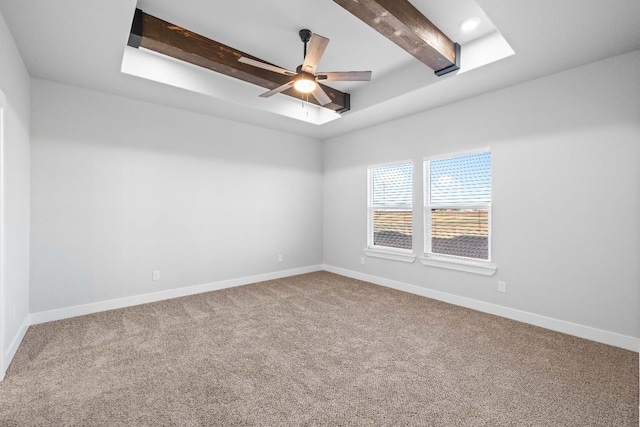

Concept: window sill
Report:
left=419, top=255, right=497, bottom=276
left=365, top=248, right=416, bottom=263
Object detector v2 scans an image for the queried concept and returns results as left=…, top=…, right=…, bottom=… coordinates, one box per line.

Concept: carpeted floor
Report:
left=0, top=271, right=638, bottom=426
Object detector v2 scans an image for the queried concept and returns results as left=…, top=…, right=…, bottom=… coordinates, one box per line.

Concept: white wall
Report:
left=30, top=79, right=323, bottom=313
left=323, top=50, right=640, bottom=344
left=0, top=10, right=30, bottom=377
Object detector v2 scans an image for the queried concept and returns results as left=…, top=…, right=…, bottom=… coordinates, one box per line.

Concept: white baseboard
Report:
left=23, top=263, right=640, bottom=353
left=30, top=265, right=323, bottom=325
left=323, top=264, right=640, bottom=352
left=2, top=315, right=30, bottom=380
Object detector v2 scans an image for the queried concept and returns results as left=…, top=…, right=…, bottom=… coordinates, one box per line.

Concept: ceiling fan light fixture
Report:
left=294, top=73, right=317, bottom=93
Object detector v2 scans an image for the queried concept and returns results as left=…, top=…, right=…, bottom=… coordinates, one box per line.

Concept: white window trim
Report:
left=366, top=160, right=416, bottom=263
left=423, top=148, right=496, bottom=275
left=365, top=247, right=417, bottom=263
left=419, top=254, right=496, bottom=275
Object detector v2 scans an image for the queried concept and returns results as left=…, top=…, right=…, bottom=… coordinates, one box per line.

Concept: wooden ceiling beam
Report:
left=127, top=9, right=350, bottom=112
left=332, top=0, right=459, bottom=76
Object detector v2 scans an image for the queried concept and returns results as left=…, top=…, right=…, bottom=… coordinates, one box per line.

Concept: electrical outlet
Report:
left=360, top=256, right=365, bottom=265
left=278, top=254, right=283, bottom=263
left=152, top=270, right=160, bottom=281
left=498, top=281, right=507, bottom=293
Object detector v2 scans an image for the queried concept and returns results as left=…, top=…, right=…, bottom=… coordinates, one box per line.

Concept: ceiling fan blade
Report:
left=311, top=85, right=332, bottom=106
left=301, top=34, right=329, bottom=75
left=259, top=81, right=295, bottom=98
left=239, top=57, right=296, bottom=76
left=317, top=71, right=372, bottom=82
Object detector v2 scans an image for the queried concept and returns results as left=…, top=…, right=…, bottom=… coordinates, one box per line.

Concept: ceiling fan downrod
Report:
left=299, top=29, right=312, bottom=59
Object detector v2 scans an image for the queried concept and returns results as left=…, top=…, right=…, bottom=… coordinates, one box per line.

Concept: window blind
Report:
left=427, top=151, right=491, bottom=260
left=369, top=162, right=413, bottom=251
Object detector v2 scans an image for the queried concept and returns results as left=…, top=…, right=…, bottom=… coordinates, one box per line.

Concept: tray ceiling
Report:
left=0, top=0, right=638, bottom=139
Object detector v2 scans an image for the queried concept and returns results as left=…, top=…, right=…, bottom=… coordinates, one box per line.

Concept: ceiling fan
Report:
left=239, top=29, right=372, bottom=106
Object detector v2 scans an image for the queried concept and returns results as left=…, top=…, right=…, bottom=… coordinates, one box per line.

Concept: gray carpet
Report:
left=1, top=271, right=637, bottom=426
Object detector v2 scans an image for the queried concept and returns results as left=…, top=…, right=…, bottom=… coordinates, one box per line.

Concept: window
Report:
left=367, top=162, right=413, bottom=255
left=424, top=150, right=492, bottom=268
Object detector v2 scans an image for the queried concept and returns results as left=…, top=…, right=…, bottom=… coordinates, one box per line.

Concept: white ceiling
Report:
left=1, top=0, right=639, bottom=139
